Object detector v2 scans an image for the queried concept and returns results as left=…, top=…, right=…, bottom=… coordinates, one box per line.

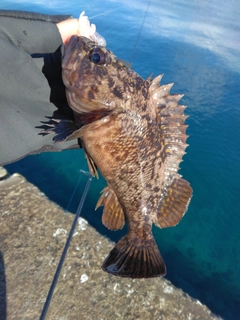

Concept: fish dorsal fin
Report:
left=155, top=178, right=192, bottom=228
left=149, top=74, right=190, bottom=181
left=149, top=75, right=192, bottom=227
left=95, top=186, right=125, bottom=230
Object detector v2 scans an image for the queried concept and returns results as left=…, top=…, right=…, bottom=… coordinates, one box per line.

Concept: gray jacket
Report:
left=0, top=10, right=79, bottom=165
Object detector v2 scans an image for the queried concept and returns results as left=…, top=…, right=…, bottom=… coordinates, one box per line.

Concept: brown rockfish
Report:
left=49, top=35, right=192, bottom=278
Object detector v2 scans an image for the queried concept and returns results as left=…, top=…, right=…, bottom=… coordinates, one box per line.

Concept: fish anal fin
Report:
left=102, top=233, right=166, bottom=278
left=155, top=178, right=192, bottom=228
left=95, top=186, right=125, bottom=230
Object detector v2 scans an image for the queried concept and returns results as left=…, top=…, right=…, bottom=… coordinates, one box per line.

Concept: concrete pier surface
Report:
left=0, top=171, right=220, bottom=320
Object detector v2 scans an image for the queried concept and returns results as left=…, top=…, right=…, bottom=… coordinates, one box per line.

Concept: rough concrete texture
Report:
left=0, top=172, right=221, bottom=320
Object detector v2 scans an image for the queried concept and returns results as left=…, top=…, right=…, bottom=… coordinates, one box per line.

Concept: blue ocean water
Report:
left=2, top=0, right=240, bottom=319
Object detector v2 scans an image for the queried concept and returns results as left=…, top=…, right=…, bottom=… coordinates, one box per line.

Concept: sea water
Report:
left=2, top=0, right=240, bottom=319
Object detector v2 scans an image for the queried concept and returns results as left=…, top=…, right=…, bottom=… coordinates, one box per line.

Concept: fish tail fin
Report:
left=102, top=233, right=166, bottom=278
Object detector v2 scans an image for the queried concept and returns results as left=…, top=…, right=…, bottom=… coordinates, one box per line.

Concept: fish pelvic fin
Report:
left=95, top=186, right=125, bottom=230
left=155, top=178, right=192, bottom=228
left=102, top=233, right=166, bottom=278
left=84, top=151, right=98, bottom=178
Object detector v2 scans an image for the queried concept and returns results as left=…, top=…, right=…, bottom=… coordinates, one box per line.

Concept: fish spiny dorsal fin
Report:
left=149, top=74, right=164, bottom=92
left=149, top=75, right=192, bottom=228
left=146, top=73, right=153, bottom=81
left=145, top=74, right=153, bottom=86
left=149, top=75, right=189, bottom=176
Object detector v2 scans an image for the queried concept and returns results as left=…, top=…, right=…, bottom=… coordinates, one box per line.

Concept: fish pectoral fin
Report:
left=95, top=186, right=125, bottom=230
left=155, top=178, right=192, bottom=228
left=102, top=233, right=166, bottom=278
left=42, top=119, right=83, bottom=142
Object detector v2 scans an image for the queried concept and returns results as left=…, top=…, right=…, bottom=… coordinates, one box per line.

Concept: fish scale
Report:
left=46, top=35, right=192, bottom=278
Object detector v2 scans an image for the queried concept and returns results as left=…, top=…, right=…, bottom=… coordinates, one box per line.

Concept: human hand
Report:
left=0, top=10, right=106, bottom=165
left=57, top=11, right=106, bottom=46
left=0, top=10, right=79, bottom=165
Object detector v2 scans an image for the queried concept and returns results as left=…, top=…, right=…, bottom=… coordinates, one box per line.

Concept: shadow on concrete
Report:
left=0, top=251, right=6, bottom=320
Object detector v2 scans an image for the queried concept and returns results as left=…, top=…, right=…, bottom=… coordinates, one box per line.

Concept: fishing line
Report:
left=129, top=0, right=152, bottom=64
left=24, top=2, right=151, bottom=317
left=89, top=7, right=122, bottom=19
left=40, top=175, right=92, bottom=320
left=129, top=0, right=152, bottom=197
left=26, top=6, right=124, bottom=317
left=38, top=3, right=152, bottom=315
left=20, top=167, right=87, bottom=319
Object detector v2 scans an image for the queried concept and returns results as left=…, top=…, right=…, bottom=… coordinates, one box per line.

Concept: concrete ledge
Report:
left=0, top=172, right=220, bottom=319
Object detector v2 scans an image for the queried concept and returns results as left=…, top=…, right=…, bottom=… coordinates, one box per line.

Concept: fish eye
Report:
left=89, top=48, right=106, bottom=65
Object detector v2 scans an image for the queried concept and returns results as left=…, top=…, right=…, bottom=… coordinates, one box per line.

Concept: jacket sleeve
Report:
left=0, top=10, right=71, bottom=53
left=0, top=11, right=78, bottom=166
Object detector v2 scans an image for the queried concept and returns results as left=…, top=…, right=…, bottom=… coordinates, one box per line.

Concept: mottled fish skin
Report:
left=54, top=35, right=192, bottom=278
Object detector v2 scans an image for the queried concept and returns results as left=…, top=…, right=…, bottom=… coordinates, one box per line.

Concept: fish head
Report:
left=61, top=35, right=145, bottom=115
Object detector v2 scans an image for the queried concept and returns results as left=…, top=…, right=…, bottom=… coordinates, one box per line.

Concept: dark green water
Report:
left=2, top=0, right=240, bottom=319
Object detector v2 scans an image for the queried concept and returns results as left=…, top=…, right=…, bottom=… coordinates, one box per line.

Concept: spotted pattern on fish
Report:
left=48, top=35, right=192, bottom=278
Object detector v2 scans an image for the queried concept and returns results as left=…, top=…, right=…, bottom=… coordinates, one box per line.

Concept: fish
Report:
left=47, top=35, right=192, bottom=278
